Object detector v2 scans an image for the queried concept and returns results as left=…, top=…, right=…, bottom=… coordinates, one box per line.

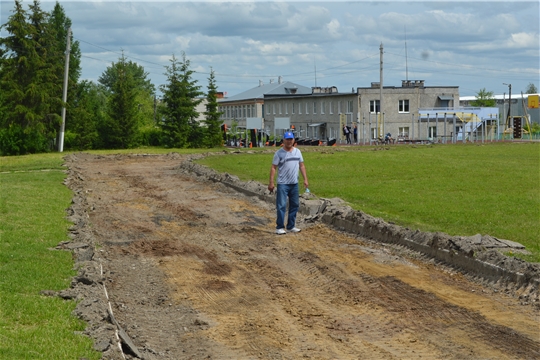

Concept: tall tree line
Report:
left=1, top=1, right=223, bottom=155
left=0, top=0, right=81, bottom=155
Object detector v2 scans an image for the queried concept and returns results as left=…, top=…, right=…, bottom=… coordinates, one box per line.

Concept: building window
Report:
left=398, top=100, right=409, bottom=113
left=398, top=127, right=409, bottom=138
left=321, top=101, right=325, bottom=114
left=313, top=101, right=317, bottom=114
left=243, top=105, right=246, bottom=118
left=370, top=100, right=380, bottom=113
left=305, top=102, right=309, bottom=115
left=329, top=101, right=333, bottom=114
left=285, top=103, right=288, bottom=115
left=279, top=103, right=282, bottom=115
left=371, top=128, right=378, bottom=139
left=428, top=126, right=437, bottom=139
left=266, top=105, right=270, bottom=115
left=347, top=100, right=353, bottom=113
left=292, top=103, right=295, bottom=114
left=338, top=101, right=342, bottom=114
left=299, top=102, right=302, bottom=115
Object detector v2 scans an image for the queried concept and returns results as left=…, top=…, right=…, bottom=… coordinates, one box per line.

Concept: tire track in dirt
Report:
left=70, top=153, right=539, bottom=359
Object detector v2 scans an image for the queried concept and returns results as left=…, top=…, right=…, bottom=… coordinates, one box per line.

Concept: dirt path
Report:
left=64, top=153, right=539, bottom=360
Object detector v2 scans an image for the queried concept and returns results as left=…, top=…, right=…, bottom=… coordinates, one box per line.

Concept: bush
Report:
left=0, top=124, right=50, bottom=155
left=140, top=126, right=162, bottom=146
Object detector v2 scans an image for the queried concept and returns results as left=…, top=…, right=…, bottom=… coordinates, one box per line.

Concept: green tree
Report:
left=525, top=83, right=538, bottom=94
left=470, top=88, right=496, bottom=107
left=99, top=59, right=155, bottom=95
left=48, top=1, right=82, bottom=144
left=0, top=0, right=62, bottom=155
left=101, top=53, right=140, bottom=149
left=65, top=80, right=104, bottom=150
left=99, top=56, right=156, bottom=142
left=203, top=68, right=223, bottom=148
left=159, top=52, right=203, bottom=148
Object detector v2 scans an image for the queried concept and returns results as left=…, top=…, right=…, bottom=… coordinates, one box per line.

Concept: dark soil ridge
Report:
left=181, top=152, right=540, bottom=303
left=56, top=153, right=140, bottom=359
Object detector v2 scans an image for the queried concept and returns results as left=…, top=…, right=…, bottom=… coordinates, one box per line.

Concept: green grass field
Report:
left=0, top=154, right=100, bottom=359
left=197, top=142, right=540, bottom=262
left=0, top=142, right=538, bottom=358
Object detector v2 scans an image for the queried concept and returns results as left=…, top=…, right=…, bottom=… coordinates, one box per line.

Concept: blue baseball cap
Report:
left=284, top=131, right=295, bottom=139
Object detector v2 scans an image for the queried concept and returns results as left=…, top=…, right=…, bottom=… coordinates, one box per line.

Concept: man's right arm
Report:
left=268, top=164, right=277, bottom=193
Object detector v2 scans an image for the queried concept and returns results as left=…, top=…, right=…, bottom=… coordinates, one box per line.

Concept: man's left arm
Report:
left=299, top=162, right=308, bottom=189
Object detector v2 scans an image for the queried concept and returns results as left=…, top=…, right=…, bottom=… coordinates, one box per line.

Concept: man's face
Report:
left=283, top=138, right=294, bottom=149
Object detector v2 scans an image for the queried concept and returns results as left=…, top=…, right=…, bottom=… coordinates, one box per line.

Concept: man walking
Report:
left=268, top=131, right=309, bottom=235
left=343, top=124, right=351, bottom=144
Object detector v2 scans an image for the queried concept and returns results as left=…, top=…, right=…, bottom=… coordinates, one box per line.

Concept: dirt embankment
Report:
left=52, top=152, right=539, bottom=360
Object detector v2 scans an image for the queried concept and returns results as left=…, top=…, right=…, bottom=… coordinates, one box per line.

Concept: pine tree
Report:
left=49, top=1, right=82, bottom=144
left=159, top=52, right=203, bottom=148
left=0, top=0, right=61, bottom=154
left=99, top=58, right=156, bottom=141
left=102, top=53, right=140, bottom=149
left=66, top=80, right=103, bottom=150
left=28, top=0, right=63, bottom=146
left=203, top=68, right=224, bottom=148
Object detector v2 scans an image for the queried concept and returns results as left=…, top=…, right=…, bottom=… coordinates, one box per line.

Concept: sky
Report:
left=1, top=0, right=539, bottom=98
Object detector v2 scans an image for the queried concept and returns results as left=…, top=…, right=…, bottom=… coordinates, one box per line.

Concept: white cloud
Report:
left=0, top=1, right=537, bottom=96
left=508, top=32, right=539, bottom=48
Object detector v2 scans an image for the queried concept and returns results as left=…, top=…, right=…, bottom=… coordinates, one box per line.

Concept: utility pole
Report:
left=58, top=27, right=71, bottom=152
left=314, top=60, right=317, bottom=87
left=379, top=42, right=384, bottom=138
left=404, top=26, right=408, bottom=82
left=503, top=83, right=511, bottom=129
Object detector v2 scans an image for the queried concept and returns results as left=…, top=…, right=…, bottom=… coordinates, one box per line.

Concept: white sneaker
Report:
left=275, top=228, right=286, bottom=235
left=288, top=227, right=301, bottom=233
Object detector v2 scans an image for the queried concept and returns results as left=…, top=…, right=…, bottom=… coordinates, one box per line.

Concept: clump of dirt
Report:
left=52, top=152, right=539, bottom=359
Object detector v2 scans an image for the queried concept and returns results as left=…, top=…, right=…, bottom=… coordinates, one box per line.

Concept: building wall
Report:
left=263, top=92, right=358, bottom=140
left=218, top=100, right=264, bottom=127
left=357, top=83, right=459, bottom=139
left=263, top=82, right=459, bottom=141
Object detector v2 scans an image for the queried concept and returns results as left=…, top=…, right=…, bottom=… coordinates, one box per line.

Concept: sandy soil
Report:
left=60, top=153, right=539, bottom=360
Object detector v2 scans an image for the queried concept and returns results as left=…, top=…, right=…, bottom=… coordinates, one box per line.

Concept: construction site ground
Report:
left=61, top=153, right=539, bottom=360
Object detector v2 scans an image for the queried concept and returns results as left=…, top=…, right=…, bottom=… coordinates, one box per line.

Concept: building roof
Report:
left=221, top=80, right=311, bottom=102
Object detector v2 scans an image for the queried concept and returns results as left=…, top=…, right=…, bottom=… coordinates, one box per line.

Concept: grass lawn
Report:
left=0, top=153, right=100, bottom=359
left=197, top=142, right=540, bottom=262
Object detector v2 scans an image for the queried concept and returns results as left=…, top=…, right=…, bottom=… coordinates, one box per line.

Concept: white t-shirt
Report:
left=272, top=147, right=304, bottom=185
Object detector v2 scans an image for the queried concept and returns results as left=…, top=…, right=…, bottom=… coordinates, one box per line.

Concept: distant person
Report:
left=353, top=125, right=358, bottom=143
left=384, top=132, right=394, bottom=144
left=268, top=131, right=309, bottom=235
left=343, top=125, right=351, bottom=144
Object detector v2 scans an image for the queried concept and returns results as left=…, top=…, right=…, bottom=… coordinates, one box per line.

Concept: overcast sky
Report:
left=2, top=0, right=538, bottom=97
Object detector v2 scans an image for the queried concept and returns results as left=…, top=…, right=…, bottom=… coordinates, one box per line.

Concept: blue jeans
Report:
left=276, top=183, right=299, bottom=230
